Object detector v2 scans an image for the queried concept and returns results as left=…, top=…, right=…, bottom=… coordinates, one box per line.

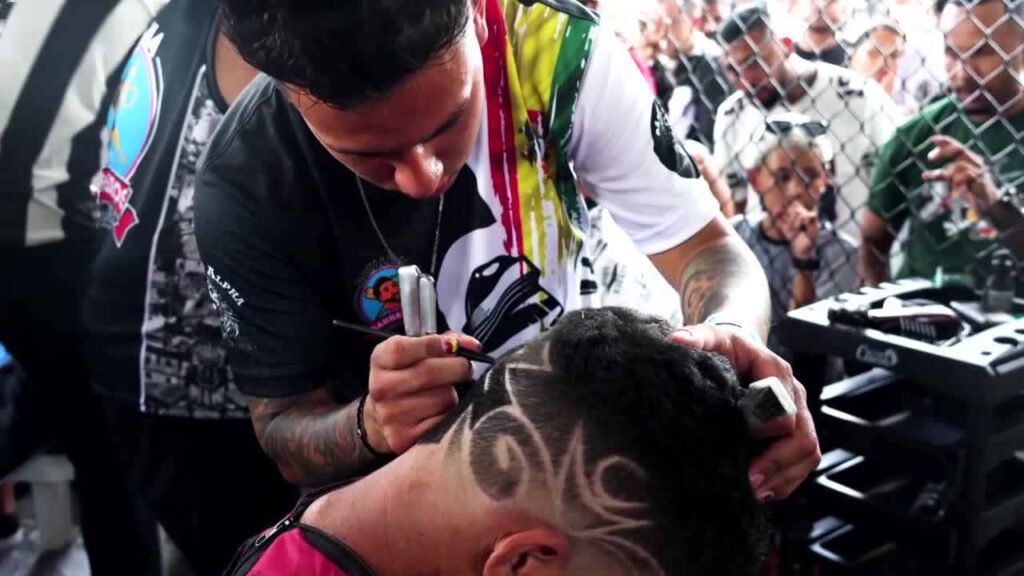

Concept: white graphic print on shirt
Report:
left=435, top=112, right=570, bottom=358
left=139, top=67, right=245, bottom=418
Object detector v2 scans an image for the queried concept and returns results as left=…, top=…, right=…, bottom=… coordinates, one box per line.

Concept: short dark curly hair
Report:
left=423, top=307, right=769, bottom=575
left=218, top=0, right=472, bottom=109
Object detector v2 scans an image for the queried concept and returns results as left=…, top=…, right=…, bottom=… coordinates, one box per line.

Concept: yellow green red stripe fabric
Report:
left=482, top=0, right=597, bottom=275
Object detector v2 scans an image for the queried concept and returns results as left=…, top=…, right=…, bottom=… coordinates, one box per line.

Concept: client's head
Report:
left=409, top=307, right=768, bottom=575
left=305, top=308, right=767, bottom=575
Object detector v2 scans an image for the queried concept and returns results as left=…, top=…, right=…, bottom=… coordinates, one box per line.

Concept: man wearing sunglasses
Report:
left=713, top=2, right=900, bottom=239
left=862, top=0, right=1024, bottom=286
left=733, top=113, right=858, bottom=352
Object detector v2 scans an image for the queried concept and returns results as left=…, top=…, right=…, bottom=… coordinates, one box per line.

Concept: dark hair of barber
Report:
left=218, top=0, right=471, bottom=109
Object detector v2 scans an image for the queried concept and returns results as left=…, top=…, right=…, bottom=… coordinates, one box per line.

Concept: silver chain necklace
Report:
left=356, top=176, right=446, bottom=276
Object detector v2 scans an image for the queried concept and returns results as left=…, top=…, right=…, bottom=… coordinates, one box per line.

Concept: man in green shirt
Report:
left=861, top=0, right=1024, bottom=284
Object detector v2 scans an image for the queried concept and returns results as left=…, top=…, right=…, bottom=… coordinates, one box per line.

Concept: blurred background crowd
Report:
left=584, top=0, right=1022, bottom=341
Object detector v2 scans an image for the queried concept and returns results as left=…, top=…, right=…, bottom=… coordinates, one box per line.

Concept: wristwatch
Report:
left=793, top=257, right=821, bottom=271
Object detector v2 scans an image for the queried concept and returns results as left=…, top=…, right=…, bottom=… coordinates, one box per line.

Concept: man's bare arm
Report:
left=649, top=216, right=771, bottom=340
left=859, top=209, right=899, bottom=287
left=248, top=385, right=377, bottom=488
left=655, top=217, right=820, bottom=500
left=247, top=333, right=477, bottom=487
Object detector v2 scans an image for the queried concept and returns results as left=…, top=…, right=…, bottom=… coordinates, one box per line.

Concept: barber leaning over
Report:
left=194, top=0, right=821, bottom=501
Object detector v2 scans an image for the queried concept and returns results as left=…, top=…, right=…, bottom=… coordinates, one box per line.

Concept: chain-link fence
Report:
left=590, top=0, right=1024, bottom=344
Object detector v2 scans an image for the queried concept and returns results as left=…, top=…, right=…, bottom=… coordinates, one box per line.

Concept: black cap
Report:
left=717, top=1, right=770, bottom=45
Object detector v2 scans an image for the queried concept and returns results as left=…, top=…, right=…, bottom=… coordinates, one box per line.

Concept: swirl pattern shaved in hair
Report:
left=443, top=340, right=663, bottom=574
left=421, top=308, right=768, bottom=575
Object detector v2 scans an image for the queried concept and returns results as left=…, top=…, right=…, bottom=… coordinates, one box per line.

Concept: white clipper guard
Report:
left=738, top=377, right=797, bottom=429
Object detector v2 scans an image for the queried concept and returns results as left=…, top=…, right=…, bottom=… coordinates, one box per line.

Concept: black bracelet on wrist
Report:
left=357, top=392, right=390, bottom=459
left=793, top=257, right=820, bottom=271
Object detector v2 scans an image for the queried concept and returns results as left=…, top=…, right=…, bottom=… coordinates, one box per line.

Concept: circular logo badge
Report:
left=357, top=266, right=404, bottom=329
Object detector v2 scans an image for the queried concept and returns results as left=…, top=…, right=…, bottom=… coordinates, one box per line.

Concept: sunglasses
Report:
left=752, top=118, right=830, bottom=144
left=764, top=118, right=829, bottom=138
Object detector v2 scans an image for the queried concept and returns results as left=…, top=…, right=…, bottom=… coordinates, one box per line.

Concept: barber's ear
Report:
left=473, top=0, right=489, bottom=46
left=483, top=528, right=567, bottom=576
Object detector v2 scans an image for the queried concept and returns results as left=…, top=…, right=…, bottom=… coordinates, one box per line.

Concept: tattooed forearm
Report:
left=678, top=239, right=771, bottom=338
left=681, top=252, right=734, bottom=323
left=249, top=385, right=378, bottom=488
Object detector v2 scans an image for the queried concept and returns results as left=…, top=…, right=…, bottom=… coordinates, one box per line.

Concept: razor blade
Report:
left=398, top=265, right=438, bottom=337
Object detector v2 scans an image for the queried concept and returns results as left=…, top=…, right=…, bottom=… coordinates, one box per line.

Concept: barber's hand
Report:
left=364, top=333, right=481, bottom=455
left=923, top=135, right=1000, bottom=213
left=670, top=325, right=821, bottom=501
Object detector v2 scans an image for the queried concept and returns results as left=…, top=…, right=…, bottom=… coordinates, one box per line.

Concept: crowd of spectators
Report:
left=592, top=0, right=1023, bottom=360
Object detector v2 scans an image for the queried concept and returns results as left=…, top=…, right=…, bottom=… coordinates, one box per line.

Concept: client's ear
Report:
left=483, top=528, right=567, bottom=576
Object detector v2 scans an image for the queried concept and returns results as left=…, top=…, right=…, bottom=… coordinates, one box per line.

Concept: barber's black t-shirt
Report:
left=194, top=3, right=718, bottom=401
left=194, top=77, right=497, bottom=400
left=82, top=0, right=249, bottom=418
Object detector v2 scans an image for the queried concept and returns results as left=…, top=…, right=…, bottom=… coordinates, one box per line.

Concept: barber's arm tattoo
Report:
left=248, top=385, right=377, bottom=488
left=678, top=239, right=771, bottom=339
